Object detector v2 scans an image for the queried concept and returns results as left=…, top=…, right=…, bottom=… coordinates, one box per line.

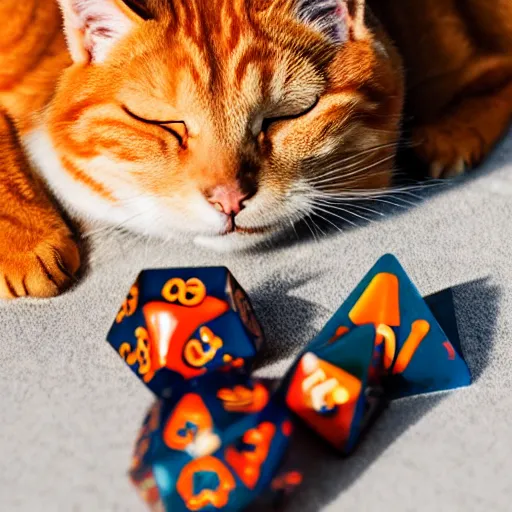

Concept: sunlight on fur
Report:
left=0, top=0, right=511, bottom=297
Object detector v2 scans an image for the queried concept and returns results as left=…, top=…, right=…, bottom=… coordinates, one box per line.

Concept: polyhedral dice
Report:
left=129, top=376, right=293, bottom=512
left=284, top=254, right=471, bottom=454
left=107, top=267, right=264, bottom=397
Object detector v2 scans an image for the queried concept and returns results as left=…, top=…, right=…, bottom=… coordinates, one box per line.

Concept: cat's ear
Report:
left=296, top=0, right=367, bottom=43
left=57, top=0, right=151, bottom=64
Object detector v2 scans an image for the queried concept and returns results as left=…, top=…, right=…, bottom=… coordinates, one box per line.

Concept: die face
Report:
left=179, top=311, right=259, bottom=378
left=162, top=374, right=273, bottom=458
left=284, top=325, right=383, bottom=454
left=221, top=404, right=292, bottom=501
left=138, top=268, right=231, bottom=305
left=162, top=393, right=219, bottom=455
left=107, top=267, right=265, bottom=397
left=286, top=355, right=362, bottom=450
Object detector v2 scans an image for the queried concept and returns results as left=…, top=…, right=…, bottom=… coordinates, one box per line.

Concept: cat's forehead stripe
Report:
left=169, top=0, right=247, bottom=51
left=149, top=0, right=336, bottom=117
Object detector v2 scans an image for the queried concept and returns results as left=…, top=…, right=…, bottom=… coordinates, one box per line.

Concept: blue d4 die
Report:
left=307, top=254, right=471, bottom=399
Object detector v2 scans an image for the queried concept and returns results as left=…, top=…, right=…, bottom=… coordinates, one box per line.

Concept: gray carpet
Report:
left=1, top=129, right=511, bottom=511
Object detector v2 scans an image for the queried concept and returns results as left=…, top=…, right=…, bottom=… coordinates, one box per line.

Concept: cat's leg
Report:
left=370, top=0, right=512, bottom=177
left=411, top=0, right=512, bottom=177
left=412, top=78, right=512, bottom=178
left=0, top=110, right=80, bottom=299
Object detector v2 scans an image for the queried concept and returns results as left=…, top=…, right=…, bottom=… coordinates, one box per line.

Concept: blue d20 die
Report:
left=107, top=267, right=264, bottom=398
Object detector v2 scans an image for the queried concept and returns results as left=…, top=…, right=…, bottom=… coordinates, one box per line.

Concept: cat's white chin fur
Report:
left=194, top=232, right=271, bottom=252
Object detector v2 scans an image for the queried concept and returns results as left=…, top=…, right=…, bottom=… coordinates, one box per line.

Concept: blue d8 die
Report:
left=107, top=267, right=264, bottom=398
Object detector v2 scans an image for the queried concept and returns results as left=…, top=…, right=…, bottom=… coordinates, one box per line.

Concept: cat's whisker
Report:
left=122, top=230, right=153, bottom=256
left=303, top=187, right=426, bottom=210
left=297, top=203, right=325, bottom=240
left=309, top=154, right=397, bottom=187
left=315, top=149, right=382, bottom=172
left=312, top=198, right=386, bottom=217
left=309, top=141, right=398, bottom=169
left=306, top=141, right=399, bottom=171
left=309, top=151, right=389, bottom=180
left=365, top=198, right=411, bottom=209
left=82, top=208, right=155, bottom=239
left=307, top=158, right=374, bottom=183
left=301, top=215, right=320, bottom=242
left=309, top=215, right=327, bottom=237
left=317, top=203, right=375, bottom=225
left=289, top=208, right=310, bottom=240
left=312, top=204, right=359, bottom=227
left=310, top=210, right=346, bottom=235
left=82, top=224, right=117, bottom=239
left=313, top=182, right=442, bottom=199
left=337, top=194, right=417, bottom=206
left=348, top=203, right=388, bottom=216
left=289, top=218, right=300, bottom=241
left=310, top=169, right=394, bottom=191
left=81, top=191, right=167, bottom=239
left=301, top=175, right=444, bottom=194
left=308, top=160, right=396, bottom=192
left=389, top=189, right=428, bottom=200
left=309, top=167, right=393, bottom=188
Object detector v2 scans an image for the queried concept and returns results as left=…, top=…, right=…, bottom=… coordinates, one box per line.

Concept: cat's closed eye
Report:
left=261, top=96, right=320, bottom=133
left=122, top=106, right=189, bottom=148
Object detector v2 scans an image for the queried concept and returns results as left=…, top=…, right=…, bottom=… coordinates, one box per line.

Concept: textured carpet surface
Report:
left=1, top=129, right=512, bottom=512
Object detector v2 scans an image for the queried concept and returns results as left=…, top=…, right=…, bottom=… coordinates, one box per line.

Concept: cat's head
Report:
left=44, top=0, right=403, bottom=249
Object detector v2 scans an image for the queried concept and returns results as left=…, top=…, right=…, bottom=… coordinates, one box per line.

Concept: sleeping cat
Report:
left=0, top=0, right=511, bottom=299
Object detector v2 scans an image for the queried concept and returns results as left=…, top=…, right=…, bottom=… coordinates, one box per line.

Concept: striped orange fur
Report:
left=0, top=0, right=511, bottom=298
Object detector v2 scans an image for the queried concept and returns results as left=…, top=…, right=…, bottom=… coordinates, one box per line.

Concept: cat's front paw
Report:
left=0, top=227, right=80, bottom=299
left=412, top=82, right=512, bottom=178
left=413, top=123, right=472, bottom=179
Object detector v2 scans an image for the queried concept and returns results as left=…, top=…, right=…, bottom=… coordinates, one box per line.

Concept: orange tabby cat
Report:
left=0, top=0, right=510, bottom=299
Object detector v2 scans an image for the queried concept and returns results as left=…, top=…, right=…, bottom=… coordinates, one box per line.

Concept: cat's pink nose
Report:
left=206, top=185, right=250, bottom=216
